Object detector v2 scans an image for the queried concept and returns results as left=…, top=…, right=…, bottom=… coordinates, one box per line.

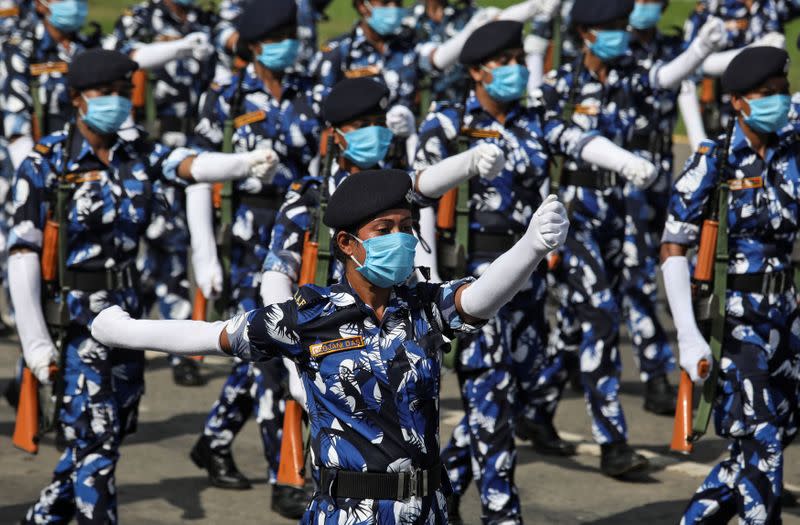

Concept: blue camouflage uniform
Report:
left=620, top=32, right=684, bottom=383
left=665, top=121, right=800, bottom=525
left=410, top=1, right=476, bottom=107
left=193, top=63, right=323, bottom=482
left=0, top=0, right=36, bottom=136
left=225, top=275, right=479, bottom=524
left=539, top=55, right=669, bottom=445
left=310, top=24, right=419, bottom=109
left=777, top=0, right=800, bottom=23
left=1, top=19, right=98, bottom=140
left=413, top=92, right=590, bottom=523
left=106, top=0, right=218, bottom=355
left=11, top=127, right=194, bottom=524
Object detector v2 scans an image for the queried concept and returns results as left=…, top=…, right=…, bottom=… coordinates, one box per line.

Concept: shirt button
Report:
left=327, top=504, right=334, bottom=512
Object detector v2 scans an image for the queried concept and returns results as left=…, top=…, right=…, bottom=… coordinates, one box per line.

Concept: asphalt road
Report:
left=1, top=143, right=799, bottom=524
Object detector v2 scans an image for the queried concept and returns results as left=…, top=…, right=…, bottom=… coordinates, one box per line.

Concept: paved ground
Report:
left=1, top=143, right=799, bottom=523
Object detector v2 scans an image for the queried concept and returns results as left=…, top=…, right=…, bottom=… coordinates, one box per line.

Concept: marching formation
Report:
left=1, top=0, right=799, bottom=523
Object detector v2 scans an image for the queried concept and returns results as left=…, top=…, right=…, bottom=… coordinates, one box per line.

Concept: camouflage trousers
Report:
left=23, top=329, right=144, bottom=525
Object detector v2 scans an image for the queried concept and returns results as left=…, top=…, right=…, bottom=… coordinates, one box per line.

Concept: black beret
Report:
left=459, top=20, right=523, bottom=66
left=67, top=49, right=138, bottom=91
left=722, top=47, right=789, bottom=94
left=236, top=0, right=297, bottom=43
left=571, top=0, right=634, bottom=26
left=322, top=78, right=390, bottom=126
left=324, top=169, right=413, bottom=230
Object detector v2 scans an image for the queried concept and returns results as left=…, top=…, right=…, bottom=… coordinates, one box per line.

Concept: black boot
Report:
left=600, top=442, right=649, bottom=478
left=190, top=436, right=251, bottom=490
left=643, top=374, right=676, bottom=416
left=565, top=351, right=583, bottom=393
left=173, top=359, right=205, bottom=387
left=446, top=495, right=463, bottom=525
left=3, top=378, right=19, bottom=409
left=271, top=484, right=309, bottom=519
left=515, top=418, right=577, bottom=457
left=782, top=486, right=798, bottom=507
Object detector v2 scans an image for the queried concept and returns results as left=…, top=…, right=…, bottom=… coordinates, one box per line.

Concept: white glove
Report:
left=580, top=136, right=657, bottom=189
left=470, top=143, right=505, bottom=180
left=8, top=252, right=57, bottom=384
left=465, top=6, right=500, bottom=32
left=499, top=0, right=559, bottom=23
left=386, top=105, right=416, bottom=138
left=8, top=135, right=34, bottom=170
left=191, top=149, right=280, bottom=183
left=91, top=305, right=226, bottom=356
left=694, top=16, right=727, bottom=55
left=260, top=270, right=294, bottom=306
left=184, top=32, right=215, bottom=62
left=530, top=194, right=569, bottom=252
left=414, top=207, right=442, bottom=283
left=678, top=80, right=707, bottom=150
left=662, top=256, right=713, bottom=384
left=416, top=144, right=505, bottom=199
left=186, top=184, right=223, bottom=299
left=701, top=31, right=785, bottom=77
left=459, top=195, right=568, bottom=319
left=429, top=7, right=499, bottom=71
left=621, top=157, right=658, bottom=190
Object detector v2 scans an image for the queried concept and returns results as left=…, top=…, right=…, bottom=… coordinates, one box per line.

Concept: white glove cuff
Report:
left=661, top=256, right=704, bottom=341
left=132, top=40, right=190, bottom=70
left=191, top=152, right=251, bottom=182
left=580, top=136, right=631, bottom=174
left=186, top=183, right=218, bottom=262
left=9, top=252, right=55, bottom=373
left=260, top=271, right=294, bottom=306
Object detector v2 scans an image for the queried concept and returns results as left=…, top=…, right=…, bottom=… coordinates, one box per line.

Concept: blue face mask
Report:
left=366, top=3, right=407, bottom=36
left=342, top=126, right=394, bottom=168
left=350, top=232, right=418, bottom=288
left=629, top=3, right=663, bottom=30
left=81, top=95, right=132, bottom=134
left=482, top=64, right=529, bottom=102
left=258, top=39, right=300, bottom=71
left=588, top=30, right=630, bottom=61
left=47, top=0, right=88, bottom=33
left=743, top=94, right=791, bottom=133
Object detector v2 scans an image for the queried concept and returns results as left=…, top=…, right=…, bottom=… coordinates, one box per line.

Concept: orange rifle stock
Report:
left=670, top=214, right=719, bottom=453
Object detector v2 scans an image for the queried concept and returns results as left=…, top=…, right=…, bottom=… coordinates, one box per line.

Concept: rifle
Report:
left=276, top=131, right=337, bottom=492
left=13, top=125, right=76, bottom=453
left=210, top=72, right=246, bottom=321
left=671, top=119, right=734, bottom=450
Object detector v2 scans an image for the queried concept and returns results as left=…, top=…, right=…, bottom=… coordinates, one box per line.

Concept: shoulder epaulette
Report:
left=293, top=284, right=328, bottom=309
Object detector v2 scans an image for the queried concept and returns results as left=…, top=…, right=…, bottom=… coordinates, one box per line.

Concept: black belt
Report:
left=60, top=266, right=137, bottom=293
left=319, top=464, right=442, bottom=500
left=238, top=192, right=284, bottom=210
left=727, top=269, right=794, bottom=295
left=159, top=116, right=191, bottom=134
left=470, top=231, right=522, bottom=253
left=627, top=134, right=652, bottom=151
left=561, top=169, right=619, bottom=190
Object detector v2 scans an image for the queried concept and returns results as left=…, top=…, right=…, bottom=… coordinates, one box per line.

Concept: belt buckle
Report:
left=408, top=469, right=418, bottom=498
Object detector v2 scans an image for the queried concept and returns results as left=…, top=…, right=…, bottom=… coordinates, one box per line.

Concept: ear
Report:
left=333, top=128, right=347, bottom=150
left=70, top=89, right=83, bottom=110
left=577, top=26, right=593, bottom=43
left=731, top=95, right=748, bottom=116
left=355, top=0, right=370, bottom=18
left=467, top=65, right=483, bottom=83
left=336, top=230, right=357, bottom=259
left=248, top=41, right=261, bottom=57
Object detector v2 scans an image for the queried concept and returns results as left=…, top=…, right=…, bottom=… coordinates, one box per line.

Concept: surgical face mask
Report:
left=341, top=125, right=394, bottom=168
left=742, top=94, right=791, bottom=133
left=587, top=30, right=630, bottom=61
left=258, top=39, right=300, bottom=71
left=365, top=2, right=407, bottom=36
left=81, top=94, right=132, bottom=134
left=350, top=232, right=418, bottom=288
left=629, top=3, right=663, bottom=30
left=46, top=0, right=88, bottom=33
left=482, top=63, right=529, bottom=102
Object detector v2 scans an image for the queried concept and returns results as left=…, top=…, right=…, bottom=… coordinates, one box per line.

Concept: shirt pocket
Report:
left=727, top=181, right=768, bottom=234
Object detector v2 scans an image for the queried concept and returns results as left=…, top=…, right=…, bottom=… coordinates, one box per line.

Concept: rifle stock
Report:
left=12, top=368, right=39, bottom=454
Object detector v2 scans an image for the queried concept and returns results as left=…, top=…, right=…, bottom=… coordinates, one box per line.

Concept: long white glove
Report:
left=701, top=32, right=786, bottom=77
left=191, top=149, right=280, bottom=183
left=416, top=143, right=505, bottom=199
left=662, top=256, right=712, bottom=384
left=525, top=34, right=549, bottom=91
left=429, top=7, right=499, bottom=71
left=132, top=32, right=214, bottom=70
left=655, top=17, right=727, bottom=90
left=91, top=305, right=226, bottom=356
left=256, top=271, right=308, bottom=407
left=260, top=270, right=294, bottom=306
left=8, top=252, right=57, bottom=384
left=8, top=135, right=34, bottom=170
left=499, top=0, right=559, bottom=23
left=187, top=184, right=223, bottom=299
left=386, top=105, right=416, bottom=138
left=678, top=80, right=707, bottom=151
left=414, top=207, right=442, bottom=283
left=580, top=136, right=657, bottom=189
left=460, top=195, right=568, bottom=319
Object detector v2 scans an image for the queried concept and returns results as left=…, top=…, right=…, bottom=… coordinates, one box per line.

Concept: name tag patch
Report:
left=309, top=336, right=366, bottom=358
left=728, top=176, right=763, bottom=191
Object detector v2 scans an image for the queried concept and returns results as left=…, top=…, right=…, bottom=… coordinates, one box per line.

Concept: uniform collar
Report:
left=241, top=64, right=305, bottom=98
left=335, top=277, right=410, bottom=321
left=69, top=126, right=135, bottom=165
left=466, top=91, right=524, bottom=124
left=730, top=120, right=783, bottom=163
